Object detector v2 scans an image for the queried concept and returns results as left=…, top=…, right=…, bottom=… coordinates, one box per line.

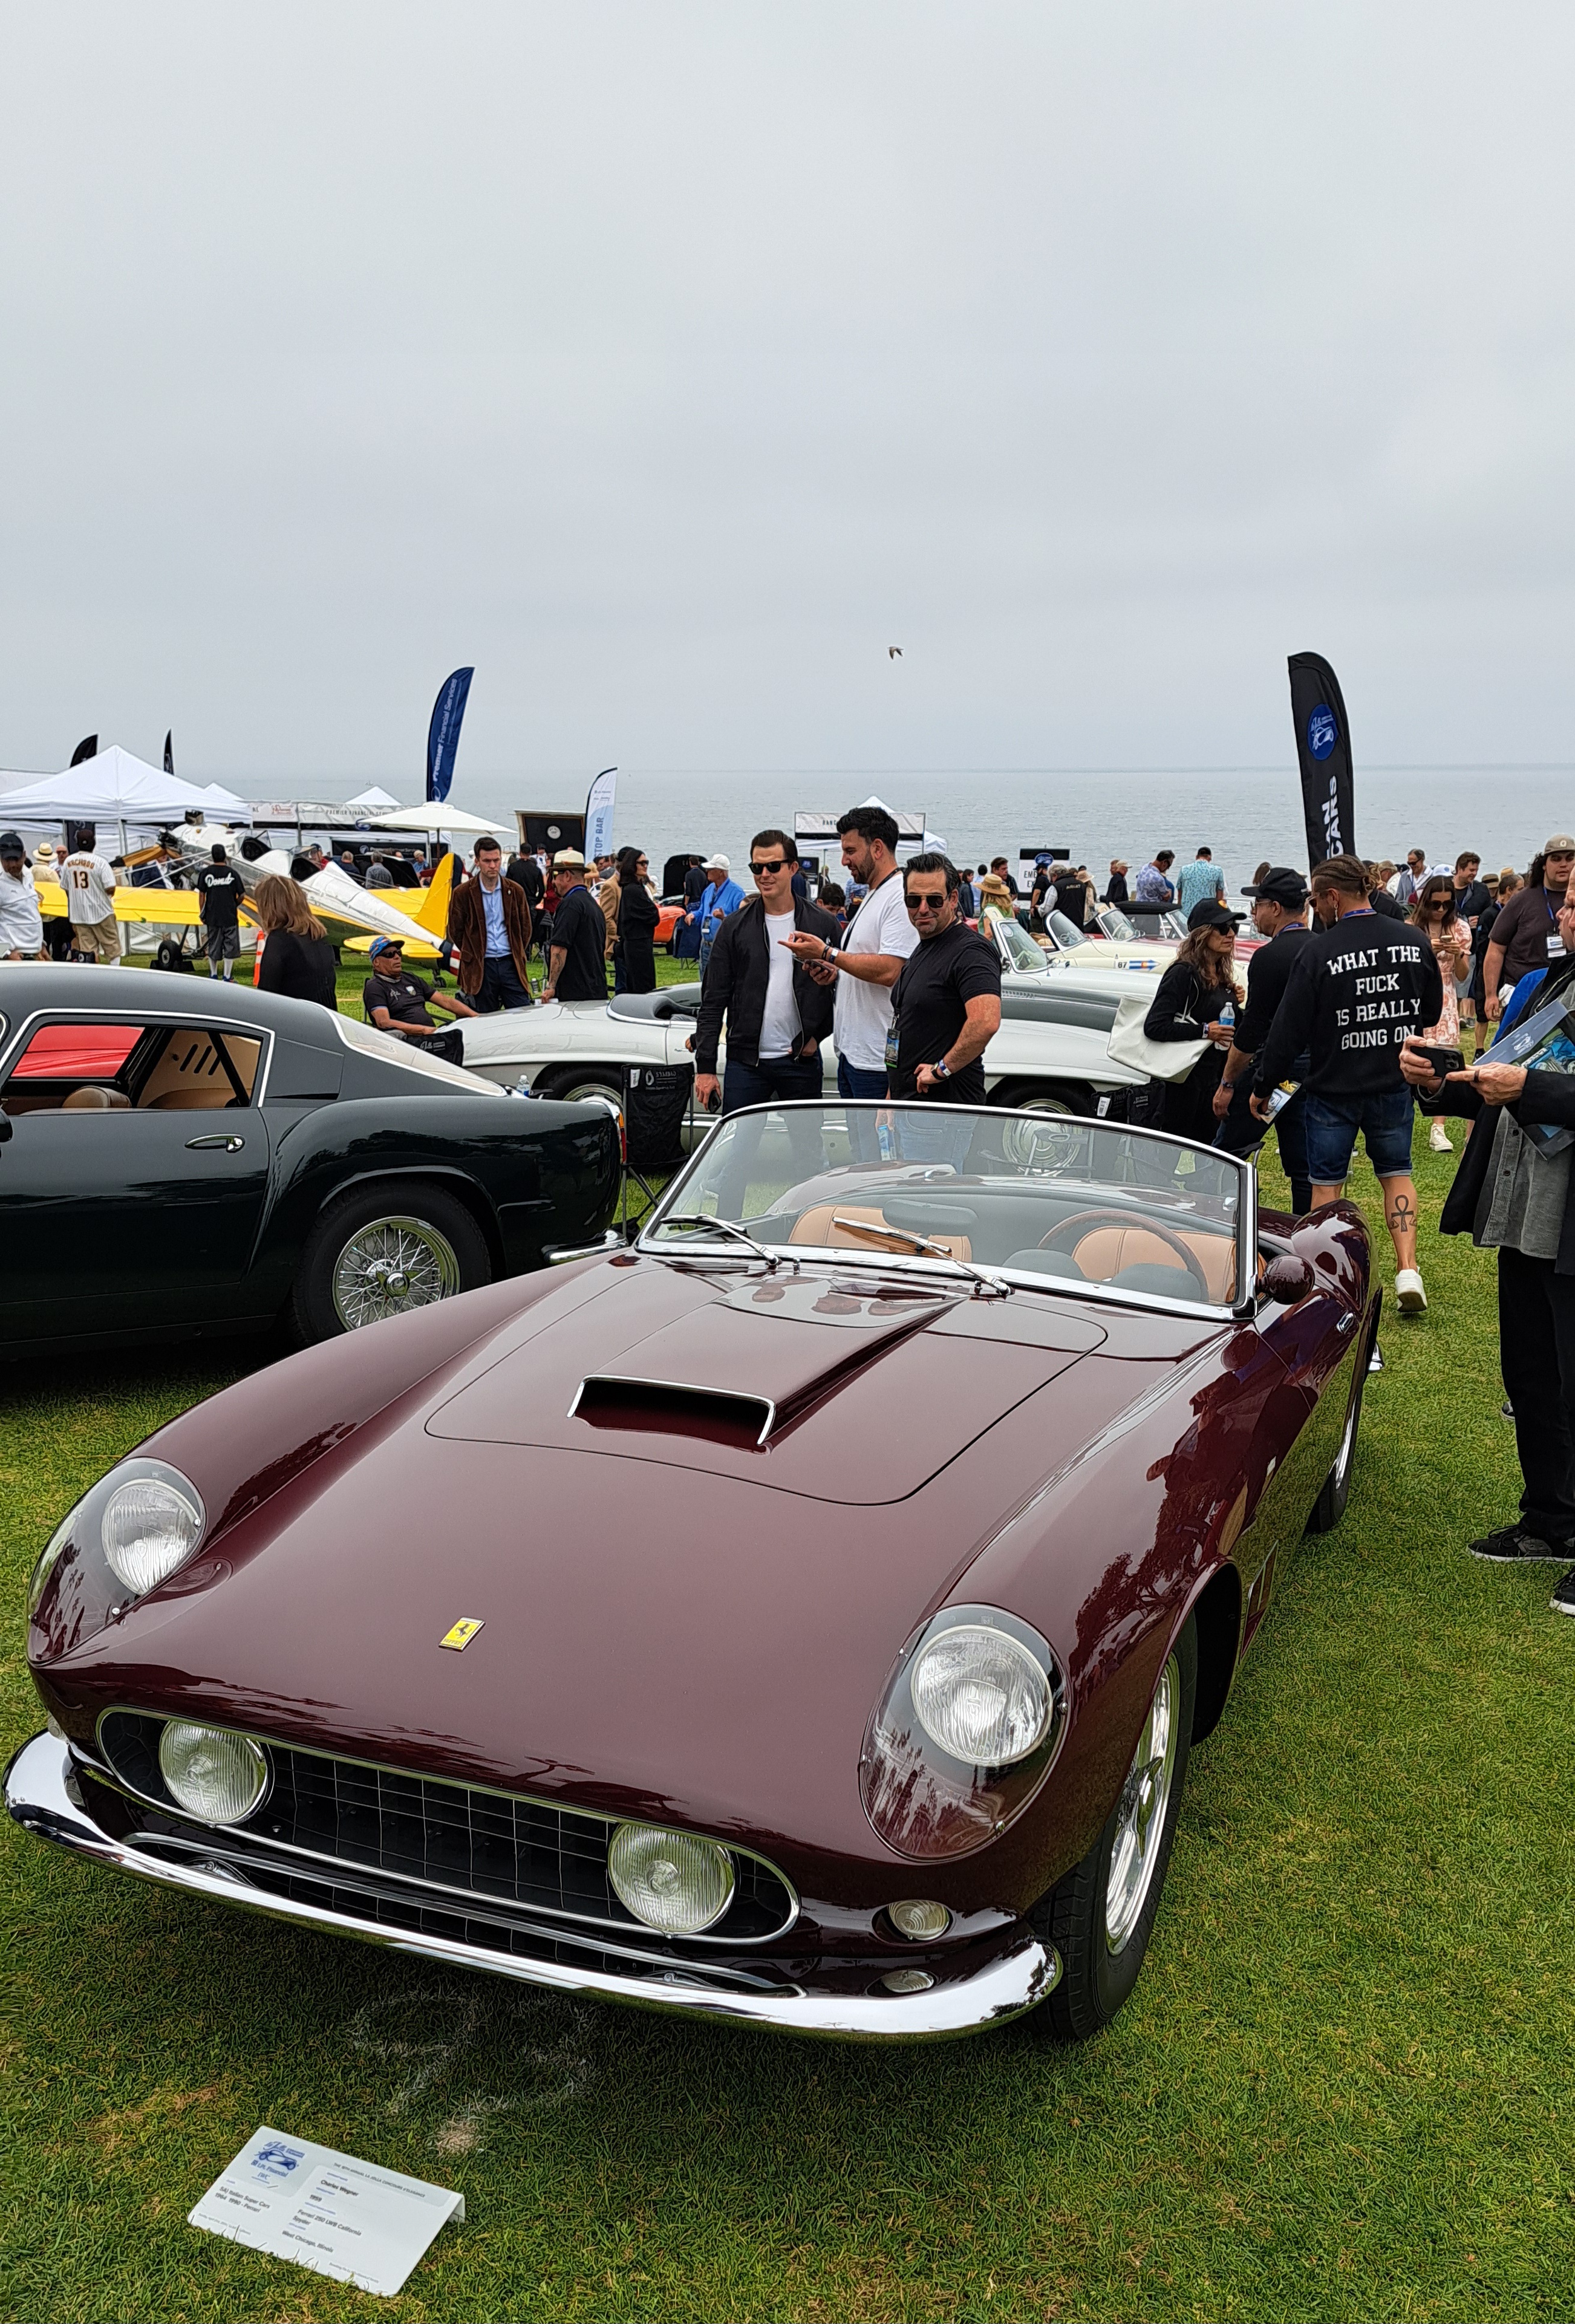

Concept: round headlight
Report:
left=158, top=1720, right=268, bottom=1823
left=887, top=1898, right=953, bottom=1941
left=608, top=1822, right=735, bottom=1934
left=910, top=1623, right=1052, bottom=1767
left=102, top=1473, right=204, bottom=1596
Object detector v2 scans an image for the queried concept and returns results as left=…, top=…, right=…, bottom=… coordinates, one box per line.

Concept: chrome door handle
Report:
left=186, top=1134, right=246, bottom=1152
left=1335, top=1310, right=1356, bottom=1333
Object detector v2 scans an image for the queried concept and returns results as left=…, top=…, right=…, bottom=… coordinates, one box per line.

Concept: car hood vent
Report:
left=571, top=1375, right=775, bottom=1450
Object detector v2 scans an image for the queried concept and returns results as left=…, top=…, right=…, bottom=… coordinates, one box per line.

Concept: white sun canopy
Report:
left=0, top=746, right=250, bottom=828
left=362, top=800, right=504, bottom=837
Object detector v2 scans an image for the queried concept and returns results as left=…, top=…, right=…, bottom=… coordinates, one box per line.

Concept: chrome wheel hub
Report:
left=1104, top=1650, right=1180, bottom=1954
left=332, top=1217, right=461, bottom=1330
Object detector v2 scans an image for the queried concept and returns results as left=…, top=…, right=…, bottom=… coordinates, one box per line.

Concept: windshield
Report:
left=644, top=1102, right=1248, bottom=1312
left=1097, top=905, right=1136, bottom=939
left=992, top=916, right=1051, bottom=974
left=1044, top=911, right=1089, bottom=948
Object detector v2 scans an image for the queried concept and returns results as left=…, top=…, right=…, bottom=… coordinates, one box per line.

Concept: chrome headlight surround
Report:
left=28, top=1456, right=207, bottom=1631
left=860, top=1604, right=1067, bottom=1860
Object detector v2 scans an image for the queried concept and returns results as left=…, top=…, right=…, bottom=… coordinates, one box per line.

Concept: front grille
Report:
left=97, top=1711, right=795, bottom=1944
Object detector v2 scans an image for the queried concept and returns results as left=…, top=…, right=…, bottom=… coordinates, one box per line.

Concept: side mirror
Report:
left=1262, top=1252, right=1314, bottom=1304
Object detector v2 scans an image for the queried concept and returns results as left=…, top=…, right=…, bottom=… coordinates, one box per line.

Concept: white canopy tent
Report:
left=364, top=800, right=504, bottom=838
left=346, top=784, right=400, bottom=809
left=0, top=746, right=250, bottom=831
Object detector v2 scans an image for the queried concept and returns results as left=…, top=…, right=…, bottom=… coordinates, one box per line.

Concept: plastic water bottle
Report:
left=1219, top=1001, right=1234, bottom=1032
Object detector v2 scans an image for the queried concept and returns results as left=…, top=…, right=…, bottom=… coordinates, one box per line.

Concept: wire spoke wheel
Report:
left=331, top=1215, right=461, bottom=1330
left=1104, top=1649, right=1181, bottom=1954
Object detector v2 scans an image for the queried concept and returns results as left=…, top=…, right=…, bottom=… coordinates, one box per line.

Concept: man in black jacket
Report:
left=693, top=830, right=838, bottom=1115
left=1253, top=852, right=1442, bottom=1313
left=1401, top=893, right=1575, bottom=1610
left=1210, top=866, right=1313, bottom=1212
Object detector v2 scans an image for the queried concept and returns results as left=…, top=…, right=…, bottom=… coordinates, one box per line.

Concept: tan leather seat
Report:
left=145, top=1088, right=235, bottom=1111
left=60, top=1085, right=128, bottom=1110
left=788, top=1203, right=973, bottom=1260
left=1068, top=1224, right=1235, bottom=1301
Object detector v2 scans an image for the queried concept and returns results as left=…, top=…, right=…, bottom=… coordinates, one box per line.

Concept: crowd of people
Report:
left=6, top=801, right=1574, bottom=1616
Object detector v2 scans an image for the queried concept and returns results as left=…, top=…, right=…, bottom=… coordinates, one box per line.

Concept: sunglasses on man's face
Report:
left=751, top=858, right=788, bottom=877
left=1549, top=851, right=1575, bottom=864
left=905, top=890, right=947, bottom=913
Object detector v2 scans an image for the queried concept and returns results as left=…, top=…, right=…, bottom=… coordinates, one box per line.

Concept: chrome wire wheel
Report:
left=1104, top=1649, right=1181, bottom=1954
left=330, top=1215, right=461, bottom=1330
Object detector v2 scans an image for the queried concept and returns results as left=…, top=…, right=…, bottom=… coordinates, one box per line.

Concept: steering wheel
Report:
left=1037, top=1207, right=1211, bottom=1299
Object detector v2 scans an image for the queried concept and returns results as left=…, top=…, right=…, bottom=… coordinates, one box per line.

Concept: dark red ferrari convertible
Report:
left=11, top=1099, right=1376, bottom=2043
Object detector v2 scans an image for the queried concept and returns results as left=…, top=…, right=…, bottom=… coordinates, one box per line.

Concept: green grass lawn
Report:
left=3, top=1118, right=1573, bottom=2320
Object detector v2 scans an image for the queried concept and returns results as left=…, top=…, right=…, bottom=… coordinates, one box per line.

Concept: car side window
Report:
left=0, top=1021, right=264, bottom=1115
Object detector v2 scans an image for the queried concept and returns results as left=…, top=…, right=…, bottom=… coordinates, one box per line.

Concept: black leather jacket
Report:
left=693, top=894, right=840, bottom=1074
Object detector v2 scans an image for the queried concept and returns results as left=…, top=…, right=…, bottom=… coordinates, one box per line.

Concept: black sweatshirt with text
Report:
left=1254, top=910, right=1443, bottom=1099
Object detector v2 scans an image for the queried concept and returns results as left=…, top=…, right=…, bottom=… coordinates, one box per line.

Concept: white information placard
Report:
left=189, top=2125, right=463, bottom=2297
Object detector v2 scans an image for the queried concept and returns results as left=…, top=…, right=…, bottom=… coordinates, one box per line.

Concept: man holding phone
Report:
left=1401, top=884, right=1575, bottom=1612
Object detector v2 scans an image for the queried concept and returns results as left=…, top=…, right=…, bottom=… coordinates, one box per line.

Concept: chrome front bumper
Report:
left=5, top=1733, right=1058, bottom=2042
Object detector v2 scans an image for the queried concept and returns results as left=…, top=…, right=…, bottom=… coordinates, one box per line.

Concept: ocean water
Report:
left=11, top=761, right=1568, bottom=894
left=277, top=763, right=1574, bottom=894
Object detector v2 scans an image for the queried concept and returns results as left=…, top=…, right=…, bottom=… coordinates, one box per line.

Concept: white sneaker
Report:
left=1395, top=1268, right=1427, bottom=1314
left=1429, top=1119, right=1452, bottom=1152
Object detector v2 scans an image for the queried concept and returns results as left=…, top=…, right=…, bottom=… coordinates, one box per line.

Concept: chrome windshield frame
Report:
left=638, top=1100, right=1257, bottom=1324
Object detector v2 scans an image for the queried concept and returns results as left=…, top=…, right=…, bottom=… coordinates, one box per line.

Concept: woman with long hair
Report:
left=1141, top=907, right=1242, bottom=1143
left=613, top=846, right=659, bottom=994
left=253, top=873, right=338, bottom=1009
left=1410, top=870, right=1473, bottom=1151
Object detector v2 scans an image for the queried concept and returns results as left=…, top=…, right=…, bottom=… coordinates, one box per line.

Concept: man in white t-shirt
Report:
left=59, top=824, right=120, bottom=963
left=785, top=802, right=919, bottom=1101
left=0, top=830, right=45, bottom=958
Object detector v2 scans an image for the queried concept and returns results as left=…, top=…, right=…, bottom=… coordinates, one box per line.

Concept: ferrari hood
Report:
left=423, top=1260, right=1107, bottom=1503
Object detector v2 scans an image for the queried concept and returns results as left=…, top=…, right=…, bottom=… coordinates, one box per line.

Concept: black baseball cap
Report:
left=0, top=830, right=24, bottom=856
left=1241, top=867, right=1308, bottom=908
left=1186, top=900, right=1236, bottom=933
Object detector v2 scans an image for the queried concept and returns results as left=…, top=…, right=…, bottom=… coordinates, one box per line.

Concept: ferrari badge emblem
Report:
left=439, top=1618, right=484, bottom=1651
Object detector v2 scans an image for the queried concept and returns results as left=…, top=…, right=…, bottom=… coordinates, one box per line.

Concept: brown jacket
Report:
left=447, top=873, right=533, bottom=997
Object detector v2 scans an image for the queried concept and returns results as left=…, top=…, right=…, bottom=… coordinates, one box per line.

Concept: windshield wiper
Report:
left=829, top=1215, right=1010, bottom=1300
left=654, top=1213, right=799, bottom=1272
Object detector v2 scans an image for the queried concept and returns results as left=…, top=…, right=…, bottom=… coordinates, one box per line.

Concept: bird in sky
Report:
left=888, top=646, right=902, bottom=658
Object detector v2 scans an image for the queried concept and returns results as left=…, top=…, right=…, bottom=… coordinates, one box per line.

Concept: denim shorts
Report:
left=1302, top=1087, right=1415, bottom=1183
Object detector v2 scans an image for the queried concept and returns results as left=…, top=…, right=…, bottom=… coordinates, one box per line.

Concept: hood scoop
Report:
left=568, top=1281, right=959, bottom=1448
left=571, top=1375, right=775, bottom=1449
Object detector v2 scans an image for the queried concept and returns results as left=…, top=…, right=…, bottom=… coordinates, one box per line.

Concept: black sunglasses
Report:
left=750, top=858, right=789, bottom=877
left=905, top=891, right=947, bottom=911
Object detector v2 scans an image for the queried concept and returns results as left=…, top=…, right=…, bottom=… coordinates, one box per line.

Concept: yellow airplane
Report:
left=36, top=851, right=455, bottom=961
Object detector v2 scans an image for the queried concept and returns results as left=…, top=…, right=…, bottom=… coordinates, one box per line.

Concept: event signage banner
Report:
left=163, top=730, right=175, bottom=775
left=425, top=668, right=474, bottom=802
left=1286, top=651, right=1355, bottom=870
left=584, top=766, right=618, bottom=860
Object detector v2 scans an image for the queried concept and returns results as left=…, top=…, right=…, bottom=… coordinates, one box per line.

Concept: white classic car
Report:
left=458, top=917, right=1159, bottom=1127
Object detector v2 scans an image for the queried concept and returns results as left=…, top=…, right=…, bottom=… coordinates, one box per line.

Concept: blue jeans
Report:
left=1302, top=1087, right=1415, bottom=1183
left=838, top=1055, right=889, bottom=1160
left=717, top=1053, right=826, bottom=1216
left=722, top=1053, right=823, bottom=1115
left=472, top=955, right=533, bottom=1012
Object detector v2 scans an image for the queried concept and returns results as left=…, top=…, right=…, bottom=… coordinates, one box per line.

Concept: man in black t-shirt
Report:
left=194, top=845, right=244, bottom=980
left=889, top=853, right=1002, bottom=1105
left=362, top=937, right=478, bottom=1050
left=1210, top=867, right=1312, bottom=1211
left=540, top=852, right=608, bottom=1003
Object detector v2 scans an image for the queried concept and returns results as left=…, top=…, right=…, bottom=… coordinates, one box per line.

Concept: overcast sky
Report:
left=1, top=1, right=1571, bottom=787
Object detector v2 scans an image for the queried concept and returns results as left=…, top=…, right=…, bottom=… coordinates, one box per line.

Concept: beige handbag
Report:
left=1106, top=988, right=1213, bottom=1082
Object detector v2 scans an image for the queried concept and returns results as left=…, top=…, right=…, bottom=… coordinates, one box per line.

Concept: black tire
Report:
left=538, top=1067, right=626, bottom=1108
left=1026, top=1615, right=1197, bottom=2042
left=290, top=1178, right=492, bottom=1343
left=1306, top=1291, right=1381, bottom=1534
left=988, top=1078, right=1095, bottom=1118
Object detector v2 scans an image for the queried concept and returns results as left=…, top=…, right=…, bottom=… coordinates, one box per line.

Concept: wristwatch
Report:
left=932, top=1059, right=950, bottom=1081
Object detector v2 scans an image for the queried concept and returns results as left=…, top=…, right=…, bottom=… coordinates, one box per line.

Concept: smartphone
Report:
left=1415, top=1045, right=1464, bottom=1082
